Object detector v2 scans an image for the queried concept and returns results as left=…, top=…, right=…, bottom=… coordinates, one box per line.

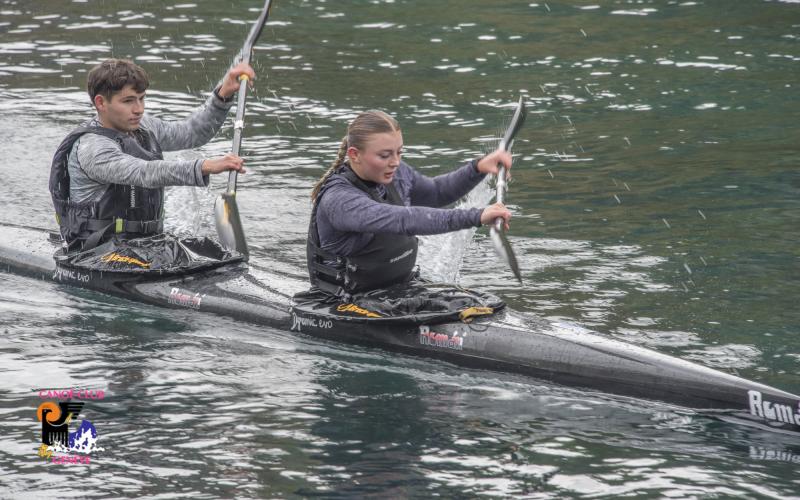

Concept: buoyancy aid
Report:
left=307, top=165, right=419, bottom=296
left=49, top=125, right=165, bottom=251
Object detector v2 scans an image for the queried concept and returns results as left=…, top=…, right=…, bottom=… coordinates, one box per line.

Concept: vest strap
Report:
left=309, top=261, right=342, bottom=280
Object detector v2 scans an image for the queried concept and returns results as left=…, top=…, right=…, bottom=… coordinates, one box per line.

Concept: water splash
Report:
left=417, top=178, right=494, bottom=283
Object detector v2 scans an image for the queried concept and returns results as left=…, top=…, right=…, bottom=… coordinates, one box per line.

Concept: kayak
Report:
left=2, top=221, right=799, bottom=434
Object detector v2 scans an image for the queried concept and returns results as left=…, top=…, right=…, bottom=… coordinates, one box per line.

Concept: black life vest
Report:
left=49, top=125, right=165, bottom=251
left=307, top=165, right=419, bottom=296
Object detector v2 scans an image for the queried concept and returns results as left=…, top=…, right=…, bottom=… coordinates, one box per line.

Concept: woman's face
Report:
left=348, top=131, right=403, bottom=185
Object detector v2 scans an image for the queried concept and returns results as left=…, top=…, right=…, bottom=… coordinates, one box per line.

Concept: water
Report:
left=1, top=0, right=799, bottom=496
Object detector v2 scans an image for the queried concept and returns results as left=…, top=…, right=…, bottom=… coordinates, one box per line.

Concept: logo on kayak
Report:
left=290, top=312, right=333, bottom=332
left=35, top=388, right=104, bottom=465
left=168, top=287, right=204, bottom=309
left=748, top=390, right=800, bottom=426
left=53, top=267, right=90, bottom=284
left=419, top=326, right=464, bottom=351
left=100, top=252, right=150, bottom=269
left=336, top=303, right=381, bottom=318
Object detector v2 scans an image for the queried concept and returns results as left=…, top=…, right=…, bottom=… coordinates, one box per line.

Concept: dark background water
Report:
left=1, top=0, right=799, bottom=497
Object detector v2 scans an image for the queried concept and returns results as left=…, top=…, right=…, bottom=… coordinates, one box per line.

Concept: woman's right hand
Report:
left=480, top=202, right=511, bottom=229
left=201, top=153, right=246, bottom=175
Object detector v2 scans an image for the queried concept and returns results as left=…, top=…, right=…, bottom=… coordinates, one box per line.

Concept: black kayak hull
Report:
left=2, top=222, right=799, bottom=434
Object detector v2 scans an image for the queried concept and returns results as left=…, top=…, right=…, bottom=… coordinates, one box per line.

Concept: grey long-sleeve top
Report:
left=316, top=160, right=486, bottom=257
left=67, top=92, right=235, bottom=203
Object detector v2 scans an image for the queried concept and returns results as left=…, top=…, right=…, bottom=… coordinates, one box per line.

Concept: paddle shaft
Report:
left=493, top=134, right=515, bottom=230
left=225, top=76, right=250, bottom=193
left=492, top=95, right=525, bottom=220
left=493, top=165, right=507, bottom=230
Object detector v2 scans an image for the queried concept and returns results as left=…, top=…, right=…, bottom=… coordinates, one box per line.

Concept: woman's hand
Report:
left=476, top=149, right=513, bottom=176
left=217, top=62, right=257, bottom=99
left=480, top=202, right=511, bottom=229
left=202, top=153, right=246, bottom=175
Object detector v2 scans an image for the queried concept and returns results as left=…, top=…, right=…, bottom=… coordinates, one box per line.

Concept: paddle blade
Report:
left=500, top=96, right=527, bottom=152
left=214, top=192, right=249, bottom=259
left=490, top=226, right=522, bottom=283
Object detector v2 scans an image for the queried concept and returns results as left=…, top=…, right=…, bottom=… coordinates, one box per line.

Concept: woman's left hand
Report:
left=476, top=149, right=513, bottom=176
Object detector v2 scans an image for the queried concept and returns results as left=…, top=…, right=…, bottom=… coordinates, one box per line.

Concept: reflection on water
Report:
left=1, top=0, right=800, bottom=496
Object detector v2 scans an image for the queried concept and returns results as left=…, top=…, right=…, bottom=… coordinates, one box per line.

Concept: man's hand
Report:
left=476, top=149, right=513, bottom=176
left=202, top=153, right=246, bottom=175
left=217, top=62, right=257, bottom=99
left=480, top=202, right=511, bottom=229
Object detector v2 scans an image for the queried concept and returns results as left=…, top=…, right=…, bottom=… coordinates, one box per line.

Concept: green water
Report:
left=1, top=0, right=799, bottom=497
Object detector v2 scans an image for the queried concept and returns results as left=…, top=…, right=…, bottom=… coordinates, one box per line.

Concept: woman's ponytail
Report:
left=311, top=136, right=348, bottom=202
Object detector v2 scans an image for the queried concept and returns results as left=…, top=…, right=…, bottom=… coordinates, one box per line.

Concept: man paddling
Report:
left=50, top=58, right=254, bottom=252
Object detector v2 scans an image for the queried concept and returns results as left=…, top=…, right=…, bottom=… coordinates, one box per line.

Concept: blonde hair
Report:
left=311, top=110, right=400, bottom=201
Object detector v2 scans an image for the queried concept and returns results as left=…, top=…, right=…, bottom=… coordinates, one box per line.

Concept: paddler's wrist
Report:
left=195, top=160, right=210, bottom=186
left=471, top=207, right=483, bottom=227
left=213, top=85, right=235, bottom=103
left=470, top=157, right=484, bottom=175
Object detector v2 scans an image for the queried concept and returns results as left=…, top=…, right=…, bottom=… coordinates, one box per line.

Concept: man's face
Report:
left=94, top=84, right=145, bottom=132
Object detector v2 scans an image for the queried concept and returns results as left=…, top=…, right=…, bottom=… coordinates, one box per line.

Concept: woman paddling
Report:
left=306, top=110, right=512, bottom=297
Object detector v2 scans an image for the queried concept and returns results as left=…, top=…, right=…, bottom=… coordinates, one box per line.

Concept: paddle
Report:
left=213, top=0, right=274, bottom=259
left=489, top=96, right=527, bottom=282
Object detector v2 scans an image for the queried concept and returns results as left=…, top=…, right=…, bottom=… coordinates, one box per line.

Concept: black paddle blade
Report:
left=214, top=192, right=249, bottom=260
left=490, top=226, right=522, bottom=283
left=501, top=96, right=527, bottom=151
left=241, top=0, right=274, bottom=65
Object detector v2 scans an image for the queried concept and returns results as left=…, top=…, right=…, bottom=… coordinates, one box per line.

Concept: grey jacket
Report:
left=68, top=92, right=234, bottom=203
left=316, top=160, right=486, bottom=257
